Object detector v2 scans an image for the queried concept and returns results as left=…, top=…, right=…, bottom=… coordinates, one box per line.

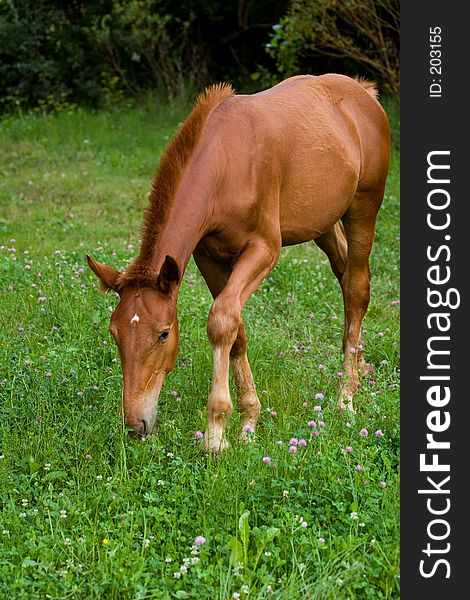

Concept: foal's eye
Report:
left=158, top=330, right=170, bottom=343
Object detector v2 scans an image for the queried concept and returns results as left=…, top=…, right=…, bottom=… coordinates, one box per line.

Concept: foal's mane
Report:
left=354, top=76, right=379, bottom=100
left=117, top=83, right=234, bottom=288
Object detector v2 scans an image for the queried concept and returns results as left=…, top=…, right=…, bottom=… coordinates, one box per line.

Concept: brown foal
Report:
left=87, top=74, right=390, bottom=452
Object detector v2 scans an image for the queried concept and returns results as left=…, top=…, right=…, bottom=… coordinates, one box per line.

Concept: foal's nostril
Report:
left=139, top=419, right=148, bottom=436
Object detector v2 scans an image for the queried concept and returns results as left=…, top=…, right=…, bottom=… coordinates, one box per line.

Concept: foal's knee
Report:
left=208, top=394, right=233, bottom=417
left=207, top=296, right=240, bottom=347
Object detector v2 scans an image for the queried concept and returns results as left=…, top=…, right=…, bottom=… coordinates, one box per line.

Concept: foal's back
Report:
left=200, top=74, right=390, bottom=248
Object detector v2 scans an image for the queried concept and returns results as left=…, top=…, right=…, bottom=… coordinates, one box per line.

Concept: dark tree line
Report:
left=0, top=0, right=399, bottom=112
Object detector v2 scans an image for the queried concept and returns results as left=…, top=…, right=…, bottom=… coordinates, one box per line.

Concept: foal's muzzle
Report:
left=123, top=374, right=165, bottom=439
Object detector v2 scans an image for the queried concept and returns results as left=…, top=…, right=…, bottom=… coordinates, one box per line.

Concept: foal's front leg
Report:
left=203, top=240, right=279, bottom=452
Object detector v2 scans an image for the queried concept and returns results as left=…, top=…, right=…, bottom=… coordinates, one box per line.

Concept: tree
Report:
left=267, top=0, right=400, bottom=95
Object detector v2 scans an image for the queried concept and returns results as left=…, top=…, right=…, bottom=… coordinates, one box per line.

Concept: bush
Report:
left=0, top=1, right=110, bottom=110
left=266, top=0, right=400, bottom=95
left=0, top=0, right=289, bottom=112
left=96, top=0, right=202, bottom=102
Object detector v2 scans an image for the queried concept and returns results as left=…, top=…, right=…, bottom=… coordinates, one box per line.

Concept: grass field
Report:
left=0, top=95, right=400, bottom=599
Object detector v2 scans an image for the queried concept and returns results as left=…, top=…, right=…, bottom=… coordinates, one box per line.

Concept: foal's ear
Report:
left=156, top=255, right=180, bottom=294
left=86, top=254, right=120, bottom=293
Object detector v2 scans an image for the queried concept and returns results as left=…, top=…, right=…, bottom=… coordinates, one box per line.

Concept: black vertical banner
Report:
left=401, top=2, right=468, bottom=598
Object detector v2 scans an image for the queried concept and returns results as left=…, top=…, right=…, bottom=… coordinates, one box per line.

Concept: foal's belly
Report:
left=279, top=176, right=357, bottom=246
left=277, top=133, right=360, bottom=246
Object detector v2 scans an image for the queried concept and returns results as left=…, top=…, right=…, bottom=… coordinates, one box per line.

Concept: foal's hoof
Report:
left=360, top=362, right=376, bottom=378
left=337, top=395, right=356, bottom=413
left=202, top=437, right=229, bottom=454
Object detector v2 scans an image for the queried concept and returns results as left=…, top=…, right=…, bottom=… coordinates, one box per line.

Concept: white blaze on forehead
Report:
left=130, top=313, right=140, bottom=324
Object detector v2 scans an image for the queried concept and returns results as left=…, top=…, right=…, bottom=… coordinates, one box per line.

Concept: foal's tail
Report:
left=354, top=76, right=379, bottom=100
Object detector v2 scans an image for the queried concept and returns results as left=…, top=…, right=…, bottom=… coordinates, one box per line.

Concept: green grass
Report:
left=0, top=96, right=400, bottom=599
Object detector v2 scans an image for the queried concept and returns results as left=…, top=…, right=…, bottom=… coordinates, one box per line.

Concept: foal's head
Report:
left=87, top=254, right=180, bottom=436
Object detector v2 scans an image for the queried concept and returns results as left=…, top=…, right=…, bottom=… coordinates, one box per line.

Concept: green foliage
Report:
left=266, top=0, right=400, bottom=95
left=96, top=0, right=202, bottom=102
left=0, top=0, right=290, bottom=111
left=0, top=96, right=400, bottom=597
left=1, top=1, right=400, bottom=112
left=0, top=0, right=111, bottom=111
left=229, top=506, right=280, bottom=572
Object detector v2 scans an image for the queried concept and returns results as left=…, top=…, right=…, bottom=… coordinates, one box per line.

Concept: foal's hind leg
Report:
left=337, top=189, right=384, bottom=411
left=315, top=222, right=373, bottom=380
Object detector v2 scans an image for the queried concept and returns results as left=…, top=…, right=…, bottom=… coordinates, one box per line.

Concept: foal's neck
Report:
left=144, top=163, right=216, bottom=280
